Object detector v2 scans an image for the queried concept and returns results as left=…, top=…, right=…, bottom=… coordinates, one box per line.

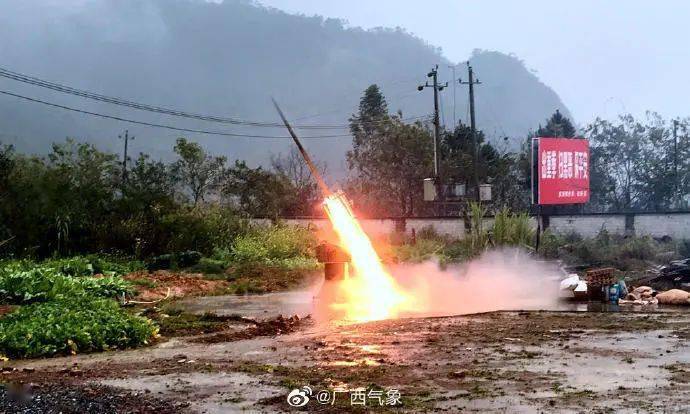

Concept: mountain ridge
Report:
left=0, top=0, right=571, bottom=175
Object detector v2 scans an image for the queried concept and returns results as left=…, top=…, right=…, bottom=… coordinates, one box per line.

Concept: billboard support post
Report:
left=531, top=137, right=540, bottom=251
left=533, top=137, right=590, bottom=251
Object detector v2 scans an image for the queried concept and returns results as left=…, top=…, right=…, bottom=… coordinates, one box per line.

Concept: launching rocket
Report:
left=272, top=98, right=332, bottom=197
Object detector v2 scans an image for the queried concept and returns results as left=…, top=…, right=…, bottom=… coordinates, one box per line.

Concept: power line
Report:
left=0, top=89, right=353, bottom=139
left=0, top=66, right=429, bottom=130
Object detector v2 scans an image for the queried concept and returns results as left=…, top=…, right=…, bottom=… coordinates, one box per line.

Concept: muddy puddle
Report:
left=176, top=288, right=690, bottom=323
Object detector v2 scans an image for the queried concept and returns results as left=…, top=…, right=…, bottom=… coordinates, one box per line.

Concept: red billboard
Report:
left=537, top=138, right=589, bottom=205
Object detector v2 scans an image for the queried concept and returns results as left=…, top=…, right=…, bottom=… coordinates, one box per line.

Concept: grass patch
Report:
left=188, top=257, right=227, bottom=275
left=0, top=298, right=157, bottom=358
left=214, top=225, right=319, bottom=270
left=540, top=229, right=679, bottom=270
left=225, top=264, right=318, bottom=295
left=38, top=255, right=145, bottom=277
left=394, top=239, right=446, bottom=263
left=129, top=278, right=158, bottom=289
left=154, top=307, right=238, bottom=337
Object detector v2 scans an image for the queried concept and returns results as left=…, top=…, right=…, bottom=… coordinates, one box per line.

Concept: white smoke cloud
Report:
left=390, top=248, right=562, bottom=317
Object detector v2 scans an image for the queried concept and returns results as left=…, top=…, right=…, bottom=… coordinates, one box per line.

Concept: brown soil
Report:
left=0, top=305, right=15, bottom=317
left=191, top=314, right=311, bottom=344
left=3, top=308, right=690, bottom=413
left=124, top=271, right=229, bottom=301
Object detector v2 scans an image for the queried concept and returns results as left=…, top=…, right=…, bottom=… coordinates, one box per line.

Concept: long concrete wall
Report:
left=547, top=215, right=627, bottom=238
left=254, top=212, right=690, bottom=240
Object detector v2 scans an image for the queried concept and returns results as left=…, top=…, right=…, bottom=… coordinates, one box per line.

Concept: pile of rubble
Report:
left=560, top=265, right=690, bottom=306
left=619, top=286, right=657, bottom=306
left=646, top=258, right=690, bottom=290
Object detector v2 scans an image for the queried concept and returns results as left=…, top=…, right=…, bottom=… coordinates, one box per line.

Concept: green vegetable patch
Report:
left=0, top=297, right=157, bottom=359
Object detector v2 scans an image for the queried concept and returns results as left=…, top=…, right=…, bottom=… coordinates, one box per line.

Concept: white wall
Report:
left=548, top=215, right=627, bottom=238
left=406, top=218, right=466, bottom=238
left=253, top=213, right=690, bottom=240
left=635, top=214, right=690, bottom=239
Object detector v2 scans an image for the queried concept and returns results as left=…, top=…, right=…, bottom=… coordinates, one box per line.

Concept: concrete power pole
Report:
left=459, top=63, right=481, bottom=201
left=448, top=64, right=457, bottom=128
left=674, top=119, right=679, bottom=208
left=119, top=130, right=134, bottom=186
left=418, top=65, right=447, bottom=200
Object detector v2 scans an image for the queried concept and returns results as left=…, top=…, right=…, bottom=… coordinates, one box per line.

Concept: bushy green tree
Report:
left=0, top=138, right=241, bottom=258
left=347, top=89, right=433, bottom=216
left=172, top=137, right=226, bottom=206
left=122, top=153, right=177, bottom=212
left=586, top=113, right=689, bottom=211
left=0, top=139, right=120, bottom=256
left=270, top=147, right=322, bottom=216
left=441, top=123, right=528, bottom=211
left=441, top=122, right=499, bottom=191
left=536, top=109, right=577, bottom=138
left=223, top=160, right=297, bottom=218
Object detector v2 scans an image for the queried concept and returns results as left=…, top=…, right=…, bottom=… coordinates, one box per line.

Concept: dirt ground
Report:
left=124, top=271, right=230, bottom=301
left=2, top=289, right=690, bottom=413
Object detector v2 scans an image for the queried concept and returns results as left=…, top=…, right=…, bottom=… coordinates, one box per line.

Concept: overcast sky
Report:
left=257, top=0, right=690, bottom=124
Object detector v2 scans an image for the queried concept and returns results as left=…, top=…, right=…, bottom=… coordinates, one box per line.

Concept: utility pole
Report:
left=119, top=130, right=134, bottom=186
left=673, top=119, right=679, bottom=208
left=418, top=65, right=448, bottom=200
left=448, top=64, right=457, bottom=128
left=459, top=62, right=481, bottom=201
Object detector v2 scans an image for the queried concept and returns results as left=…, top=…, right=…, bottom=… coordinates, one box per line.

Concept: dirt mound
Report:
left=193, top=314, right=311, bottom=344
left=0, top=305, right=15, bottom=317
left=125, top=271, right=228, bottom=301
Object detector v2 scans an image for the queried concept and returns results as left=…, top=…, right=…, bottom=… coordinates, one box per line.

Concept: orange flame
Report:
left=323, top=193, right=412, bottom=322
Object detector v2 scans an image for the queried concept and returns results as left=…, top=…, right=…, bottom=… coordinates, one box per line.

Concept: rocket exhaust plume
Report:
left=272, top=101, right=559, bottom=323
left=273, top=100, right=411, bottom=322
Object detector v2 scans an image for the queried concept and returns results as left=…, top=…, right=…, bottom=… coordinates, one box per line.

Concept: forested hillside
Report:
left=0, top=0, right=570, bottom=175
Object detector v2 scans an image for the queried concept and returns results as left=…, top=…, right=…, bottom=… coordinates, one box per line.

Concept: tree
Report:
left=271, top=147, right=323, bottom=216
left=122, top=153, right=178, bottom=212
left=348, top=121, right=433, bottom=216
left=0, top=144, right=15, bottom=245
left=172, top=137, right=226, bottom=206
left=0, top=143, right=14, bottom=201
left=223, top=160, right=295, bottom=218
left=347, top=86, right=434, bottom=216
left=441, top=122, right=499, bottom=189
left=349, top=84, right=388, bottom=139
left=536, top=109, right=577, bottom=138
left=586, top=113, right=689, bottom=211
left=441, top=123, right=527, bottom=210
left=0, top=139, right=120, bottom=255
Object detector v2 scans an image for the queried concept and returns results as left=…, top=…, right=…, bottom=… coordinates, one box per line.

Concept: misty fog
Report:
left=0, top=0, right=569, bottom=176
